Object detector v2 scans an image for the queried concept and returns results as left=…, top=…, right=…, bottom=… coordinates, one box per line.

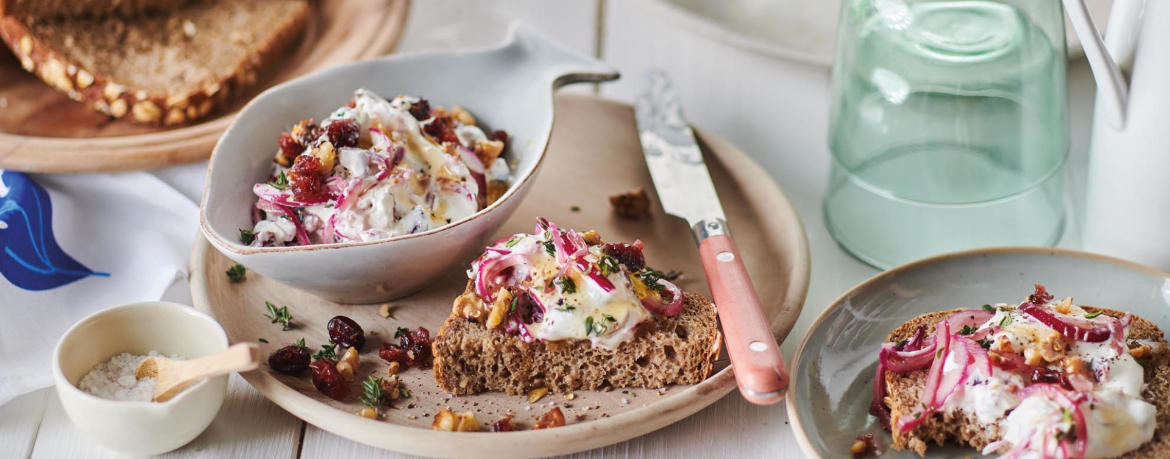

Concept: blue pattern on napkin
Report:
left=0, top=172, right=108, bottom=291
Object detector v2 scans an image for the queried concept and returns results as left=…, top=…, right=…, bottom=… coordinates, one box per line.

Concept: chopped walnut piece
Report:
left=450, top=105, right=476, bottom=126
left=609, top=188, right=651, bottom=220
left=311, top=141, right=337, bottom=174
left=581, top=230, right=603, bottom=246
left=474, top=139, right=505, bottom=166
left=486, top=289, right=512, bottom=329
left=381, top=375, right=402, bottom=402
left=1130, top=343, right=1152, bottom=359
left=432, top=408, right=479, bottom=432
left=454, top=291, right=486, bottom=322
left=486, top=181, right=508, bottom=206
left=336, top=346, right=359, bottom=382
left=851, top=433, right=878, bottom=458
left=1062, top=355, right=1092, bottom=380
left=533, top=407, right=566, bottom=430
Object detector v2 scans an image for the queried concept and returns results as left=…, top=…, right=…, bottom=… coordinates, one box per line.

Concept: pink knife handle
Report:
left=698, top=234, right=790, bottom=405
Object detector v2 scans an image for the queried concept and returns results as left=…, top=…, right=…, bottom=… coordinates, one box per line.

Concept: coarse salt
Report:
left=78, top=351, right=184, bottom=402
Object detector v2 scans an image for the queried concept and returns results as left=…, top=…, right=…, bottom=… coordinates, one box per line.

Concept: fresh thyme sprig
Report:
left=263, top=302, right=293, bottom=331
left=226, top=264, right=246, bottom=282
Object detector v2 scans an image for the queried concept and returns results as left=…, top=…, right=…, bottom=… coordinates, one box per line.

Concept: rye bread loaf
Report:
left=432, top=285, right=722, bottom=395
left=883, top=308, right=1170, bottom=458
left=0, top=0, right=203, bottom=19
left=0, top=0, right=309, bottom=125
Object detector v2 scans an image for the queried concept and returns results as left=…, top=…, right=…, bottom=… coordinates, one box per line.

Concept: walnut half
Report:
left=432, top=408, right=480, bottom=432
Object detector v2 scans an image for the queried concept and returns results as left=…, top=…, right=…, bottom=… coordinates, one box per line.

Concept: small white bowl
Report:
left=200, top=25, right=619, bottom=303
left=53, top=301, right=230, bottom=456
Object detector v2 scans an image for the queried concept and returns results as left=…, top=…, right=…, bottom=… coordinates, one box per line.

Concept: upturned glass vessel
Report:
left=824, top=0, right=1069, bottom=269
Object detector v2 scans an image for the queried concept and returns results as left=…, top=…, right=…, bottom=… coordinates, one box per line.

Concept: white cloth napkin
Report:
left=0, top=170, right=197, bottom=405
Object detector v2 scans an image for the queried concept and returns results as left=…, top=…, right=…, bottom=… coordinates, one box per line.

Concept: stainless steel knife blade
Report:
left=634, top=69, right=727, bottom=234
left=634, top=70, right=791, bottom=405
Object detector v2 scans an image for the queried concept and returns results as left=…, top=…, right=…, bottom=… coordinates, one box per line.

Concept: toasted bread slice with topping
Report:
left=432, top=283, right=722, bottom=395
left=883, top=307, right=1170, bottom=458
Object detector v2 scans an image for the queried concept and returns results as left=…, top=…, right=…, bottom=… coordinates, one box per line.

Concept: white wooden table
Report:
left=0, top=1, right=1100, bottom=457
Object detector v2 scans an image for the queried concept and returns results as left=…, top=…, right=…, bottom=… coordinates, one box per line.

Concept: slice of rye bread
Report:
left=0, top=0, right=309, bottom=125
left=0, top=0, right=204, bottom=19
left=883, top=307, right=1170, bottom=458
left=432, top=285, right=723, bottom=395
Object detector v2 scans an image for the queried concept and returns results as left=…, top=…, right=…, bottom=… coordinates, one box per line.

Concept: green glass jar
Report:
left=824, top=0, right=1069, bottom=269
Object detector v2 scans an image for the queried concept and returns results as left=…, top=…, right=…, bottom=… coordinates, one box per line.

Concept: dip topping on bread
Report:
left=873, top=284, right=1158, bottom=459
left=246, top=89, right=511, bottom=246
left=463, top=218, right=684, bottom=349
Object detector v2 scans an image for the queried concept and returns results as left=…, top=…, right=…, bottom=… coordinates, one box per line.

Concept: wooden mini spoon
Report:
left=135, top=343, right=260, bottom=402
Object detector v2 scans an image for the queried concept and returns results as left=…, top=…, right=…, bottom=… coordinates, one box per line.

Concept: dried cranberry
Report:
left=492, top=415, right=516, bottom=432
left=422, top=115, right=460, bottom=144
left=379, top=326, right=433, bottom=368
left=1030, top=367, right=1073, bottom=390
left=278, top=133, right=303, bottom=158
left=325, top=119, right=360, bottom=149
left=289, top=155, right=327, bottom=202
left=604, top=242, right=645, bottom=271
left=407, top=98, right=431, bottom=120
left=309, top=359, right=350, bottom=400
left=487, top=130, right=508, bottom=145
left=327, top=315, right=365, bottom=351
left=268, top=345, right=310, bottom=375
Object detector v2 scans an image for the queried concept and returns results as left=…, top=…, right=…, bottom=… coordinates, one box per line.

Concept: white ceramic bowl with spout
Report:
left=53, top=301, right=230, bottom=456
left=200, top=24, right=619, bottom=303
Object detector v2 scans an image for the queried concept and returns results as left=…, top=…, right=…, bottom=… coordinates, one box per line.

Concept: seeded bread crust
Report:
left=0, top=0, right=309, bottom=125
left=0, top=0, right=204, bottom=19
left=883, top=307, right=1170, bottom=458
left=432, top=284, right=722, bottom=395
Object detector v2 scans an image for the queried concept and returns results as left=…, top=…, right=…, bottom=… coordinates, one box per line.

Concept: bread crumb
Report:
left=182, top=20, right=197, bottom=39
left=609, top=188, right=651, bottom=220
left=619, top=397, right=630, bottom=405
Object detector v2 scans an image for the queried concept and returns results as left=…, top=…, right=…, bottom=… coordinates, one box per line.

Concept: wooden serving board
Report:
left=190, top=95, right=810, bottom=459
left=0, top=0, right=409, bottom=173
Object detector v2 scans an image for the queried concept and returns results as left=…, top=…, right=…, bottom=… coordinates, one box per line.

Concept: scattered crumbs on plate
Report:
left=619, top=397, right=630, bottom=405
left=570, top=205, right=580, bottom=212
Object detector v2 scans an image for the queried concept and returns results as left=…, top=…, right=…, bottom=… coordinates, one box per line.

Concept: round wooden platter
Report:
left=0, top=0, right=409, bottom=173
left=190, top=95, right=810, bottom=459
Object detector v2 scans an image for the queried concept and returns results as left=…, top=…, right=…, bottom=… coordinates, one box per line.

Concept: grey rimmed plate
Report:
left=787, top=247, right=1170, bottom=458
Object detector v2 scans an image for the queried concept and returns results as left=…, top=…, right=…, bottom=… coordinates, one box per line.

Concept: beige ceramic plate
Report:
left=787, top=247, right=1170, bottom=458
left=0, top=0, right=408, bottom=173
left=190, top=94, right=810, bottom=459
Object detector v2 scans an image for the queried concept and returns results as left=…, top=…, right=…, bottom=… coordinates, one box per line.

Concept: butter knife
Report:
left=634, top=69, right=789, bottom=404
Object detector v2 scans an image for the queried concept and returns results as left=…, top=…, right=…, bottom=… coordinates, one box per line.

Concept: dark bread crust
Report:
left=0, top=0, right=204, bottom=19
left=0, top=0, right=309, bottom=126
left=432, top=285, right=722, bottom=395
left=883, top=307, right=1170, bottom=458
